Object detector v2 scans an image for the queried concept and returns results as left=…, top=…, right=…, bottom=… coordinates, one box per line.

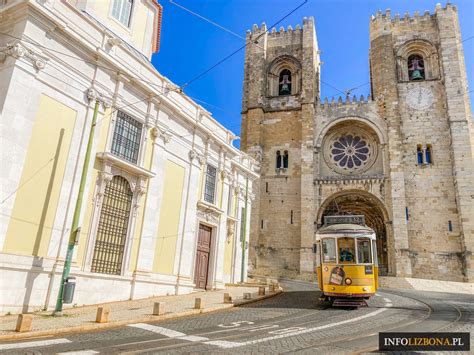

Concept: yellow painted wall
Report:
left=129, top=131, right=155, bottom=271
left=223, top=224, right=235, bottom=276
left=152, top=160, right=185, bottom=274
left=76, top=107, right=112, bottom=266
left=3, top=95, right=77, bottom=256
left=91, top=0, right=150, bottom=55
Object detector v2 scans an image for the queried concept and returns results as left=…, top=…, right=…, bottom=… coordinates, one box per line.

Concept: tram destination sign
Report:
left=324, top=215, right=365, bottom=226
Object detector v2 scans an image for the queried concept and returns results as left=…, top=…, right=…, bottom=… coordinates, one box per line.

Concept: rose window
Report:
left=331, top=135, right=370, bottom=169
left=323, top=127, right=377, bottom=174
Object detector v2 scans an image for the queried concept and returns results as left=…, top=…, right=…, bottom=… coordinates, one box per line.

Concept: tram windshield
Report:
left=322, top=238, right=336, bottom=262
left=357, top=238, right=372, bottom=264
left=338, top=237, right=355, bottom=263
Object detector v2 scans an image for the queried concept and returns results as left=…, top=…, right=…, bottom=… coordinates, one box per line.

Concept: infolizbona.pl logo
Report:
left=379, top=332, right=470, bottom=351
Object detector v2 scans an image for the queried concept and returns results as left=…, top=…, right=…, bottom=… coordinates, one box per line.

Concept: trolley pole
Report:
left=54, top=99, right=100, bottom=314
left=240, top=177, right=249, bottom=283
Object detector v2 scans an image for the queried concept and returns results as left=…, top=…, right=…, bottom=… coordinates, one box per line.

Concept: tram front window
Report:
left=357, top=238, right=372, bottom=264
left=338, top=237, right=355, bottom=263
left=322, top=238, right=336, bottom=263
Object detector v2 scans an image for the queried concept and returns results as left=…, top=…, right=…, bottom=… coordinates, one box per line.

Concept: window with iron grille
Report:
left=204, top=164, right=217, bottom=204
left=111, top=111, right=142, bottom=164
left=91, top=176, right=133, bottom=275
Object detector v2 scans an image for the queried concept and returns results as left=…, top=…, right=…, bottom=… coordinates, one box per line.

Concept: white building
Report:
left=0, top=0, right=258, bottom=314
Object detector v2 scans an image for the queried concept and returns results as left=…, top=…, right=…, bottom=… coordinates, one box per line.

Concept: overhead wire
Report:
left=169, top=0, right=246, bottom=41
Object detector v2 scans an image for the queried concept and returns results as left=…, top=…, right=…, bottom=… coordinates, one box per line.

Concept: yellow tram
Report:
left=315, top=215, right=378, bottom=307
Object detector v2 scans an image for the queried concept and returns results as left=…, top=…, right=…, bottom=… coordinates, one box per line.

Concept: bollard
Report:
left=258, top=286, right=266, bottom=296
left=96, top=305, right=110, bottom=323
left=243, top=292, right=252, bottom=300
left=223, top=293, right=233, bottom=304
left=153, top=302, right=165, bottom=316
left=194, top=298, right=204, bottom=310
left=15, top=314, right=32, bottom=332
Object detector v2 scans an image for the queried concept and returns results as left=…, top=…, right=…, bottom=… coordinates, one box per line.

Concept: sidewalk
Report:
left=0, top=284, right=281, bottom=340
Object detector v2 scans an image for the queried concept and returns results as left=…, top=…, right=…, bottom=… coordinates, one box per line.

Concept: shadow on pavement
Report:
left=239, top=290, right=328, bottom=310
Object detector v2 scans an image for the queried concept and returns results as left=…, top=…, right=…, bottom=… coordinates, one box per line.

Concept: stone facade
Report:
left=241, top=4, right=474, bottom=282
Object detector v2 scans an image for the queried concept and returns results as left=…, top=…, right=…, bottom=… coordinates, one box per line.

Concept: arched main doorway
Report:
left=318, top=191, right=390, bottom=275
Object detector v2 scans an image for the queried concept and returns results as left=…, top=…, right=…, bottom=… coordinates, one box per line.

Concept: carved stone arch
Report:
left=266, top=55, right=302, bottom=97
left=395, top=39, right=441, bottom=81
left=317, top=189, right=389, bottom=224
left=317, top=189, right=392, bottom=275
left=315, top=115, right=388, bottom=149
left=316, top=118, right=386, bottom=177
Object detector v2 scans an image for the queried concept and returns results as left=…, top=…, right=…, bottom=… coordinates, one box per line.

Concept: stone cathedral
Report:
left=241, top=4, right=474, bottom=282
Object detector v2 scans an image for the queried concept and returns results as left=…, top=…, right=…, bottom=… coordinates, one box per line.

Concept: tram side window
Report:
left=357, top=238, right=372, bottom=264
left=322, top=238, right=336, bottom=263
left=338, top=237, right=355, bottom=263
left=372, top=240, right=378, bottom=266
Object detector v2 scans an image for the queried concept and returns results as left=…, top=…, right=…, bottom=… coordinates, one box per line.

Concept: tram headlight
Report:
left=345, top=278, right=352, bottom=285
left=324, top=266, right=328, bottom=272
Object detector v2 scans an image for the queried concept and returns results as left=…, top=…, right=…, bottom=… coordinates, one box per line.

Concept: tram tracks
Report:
left=110, top=291, right=412, bottom=354
left=349, top=290, right=466, bottom=354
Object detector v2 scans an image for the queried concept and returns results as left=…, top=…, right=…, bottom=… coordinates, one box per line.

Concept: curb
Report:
left=0, top=290, right=282, bottom=341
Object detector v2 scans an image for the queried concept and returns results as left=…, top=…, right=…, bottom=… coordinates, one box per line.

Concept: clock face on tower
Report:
left=406, top=87, right=435, bottom=110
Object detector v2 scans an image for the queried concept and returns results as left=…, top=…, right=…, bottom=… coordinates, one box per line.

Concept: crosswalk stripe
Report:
left=0, top=338, right=71, bottom=350
left=127, top=323, right=209, bottom=342
left=56, top=351, right=99, bottom=354
left=128, top=323, right=186, bottom=338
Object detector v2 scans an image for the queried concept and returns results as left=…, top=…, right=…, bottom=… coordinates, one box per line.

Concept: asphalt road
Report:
left=0, top=280, right=472, bottom=354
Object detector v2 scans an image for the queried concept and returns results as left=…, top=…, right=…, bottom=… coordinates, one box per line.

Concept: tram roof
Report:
left=316, top=223, right=374, bottom=235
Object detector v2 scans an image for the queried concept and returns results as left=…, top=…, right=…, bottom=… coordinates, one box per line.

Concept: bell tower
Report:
left=241, top=17, right=321, bottom=275
left=369, top=4, right=474, bottom=281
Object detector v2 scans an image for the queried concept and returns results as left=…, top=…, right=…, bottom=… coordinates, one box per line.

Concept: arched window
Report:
left=408, top=55, right=425, bottom=81
left=283, top=150, right=289, bottom=169
left=425, top=144, right=432, bottom=164
left=279, top=69, right=292, bottom=95
left=91, top=176, right=133, bottom=275
left=276, top=150, right=282, bottom=168
left=416, top=145, right=423, bottom=165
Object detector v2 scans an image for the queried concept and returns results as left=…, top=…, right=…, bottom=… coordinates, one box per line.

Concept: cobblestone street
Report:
left=0, top=280, right=472, bottom=354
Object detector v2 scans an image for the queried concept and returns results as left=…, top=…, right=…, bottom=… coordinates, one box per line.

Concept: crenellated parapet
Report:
left=369, top=3, right=457, bottom=41
left=245, top=16, right=315, bottom=48
left=370, top=3, right=456, bottom=24
left=319, top=94, right=372, bottom=109
left=246, top=16, right=314, bottom=37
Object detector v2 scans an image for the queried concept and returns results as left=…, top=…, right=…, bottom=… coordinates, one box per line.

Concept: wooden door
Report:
left=194, top=224, right=212, bottom=289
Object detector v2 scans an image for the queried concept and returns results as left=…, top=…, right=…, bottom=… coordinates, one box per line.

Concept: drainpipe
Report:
left=54, top=98, right=100, bottom=314
left=240, top=177, right=249, bottom=283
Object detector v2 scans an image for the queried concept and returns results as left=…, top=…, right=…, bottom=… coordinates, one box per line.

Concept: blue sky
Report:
left=151, top=0, right=474, bottom=147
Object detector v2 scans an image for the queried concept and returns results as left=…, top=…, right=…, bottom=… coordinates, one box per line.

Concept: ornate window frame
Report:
left=322, top=125, right=379, bottom=175
left=266, top=55, right=302, bottom=97
left=83, top=157, right=154, bottom=276
left=395, top=39, right=441, bottom=82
